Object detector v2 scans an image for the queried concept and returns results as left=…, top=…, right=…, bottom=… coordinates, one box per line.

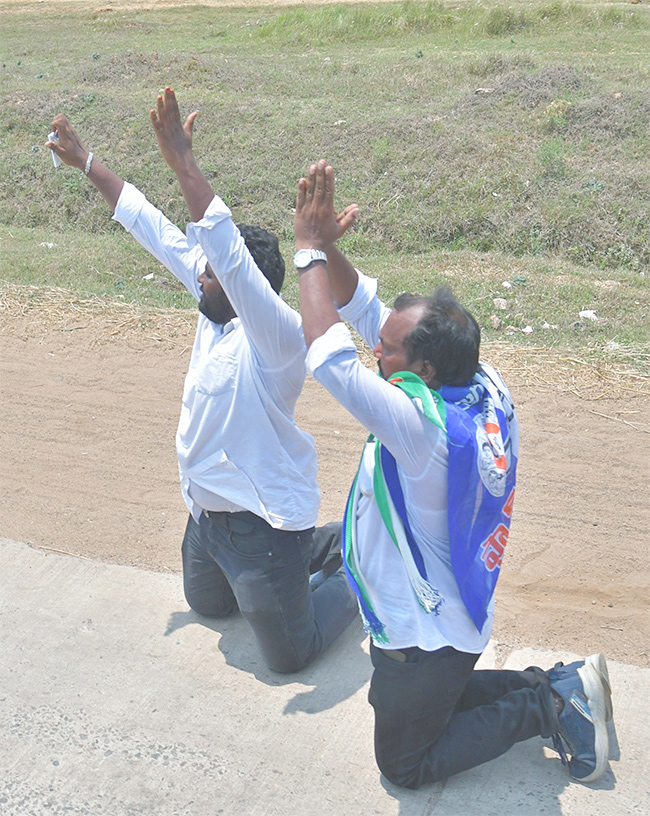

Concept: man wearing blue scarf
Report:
left=293, top=160, right=613, bottom=788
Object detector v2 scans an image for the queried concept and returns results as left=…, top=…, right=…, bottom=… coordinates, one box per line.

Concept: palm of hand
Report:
left=151, top=88, right=197, bottom=169
left=295, top=171, right=358, bottom=249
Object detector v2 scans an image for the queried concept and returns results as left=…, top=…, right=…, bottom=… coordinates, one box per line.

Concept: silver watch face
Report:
left=294, top=249, right=326, bottom=268
left=294, top=249, right=312, bottom=268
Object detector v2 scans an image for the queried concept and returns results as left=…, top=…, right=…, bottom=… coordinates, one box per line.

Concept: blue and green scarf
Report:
left=342, top=365, right=518, bottom=642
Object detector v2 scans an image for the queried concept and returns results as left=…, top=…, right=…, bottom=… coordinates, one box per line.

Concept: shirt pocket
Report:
left=194, top=352, right=238, bottom=396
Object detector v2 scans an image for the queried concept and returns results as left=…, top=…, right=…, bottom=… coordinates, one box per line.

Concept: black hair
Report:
left=237, top=223, right=285, bottom=294
left=394, top=286, right=480, bottom=386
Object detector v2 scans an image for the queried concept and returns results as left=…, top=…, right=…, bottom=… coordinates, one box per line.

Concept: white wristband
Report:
left=83, top=152, right=94, bottom=176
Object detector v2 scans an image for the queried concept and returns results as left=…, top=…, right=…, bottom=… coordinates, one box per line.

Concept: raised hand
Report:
left=149, top=87, right=199, bottom=174
left=294, top=160, right=358, bottom=251
left=45, top=114, right=90, bottom=171
left=45, top=114, right=124, bottom=209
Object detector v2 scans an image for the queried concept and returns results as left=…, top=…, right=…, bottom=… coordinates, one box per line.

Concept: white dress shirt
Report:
left=113, top=183, right=319, bottom=530
left=306, top=272, right=494, bottom=653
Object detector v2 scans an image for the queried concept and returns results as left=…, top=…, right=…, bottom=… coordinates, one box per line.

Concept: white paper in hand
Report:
left=48, top=130, right=62, bottom=168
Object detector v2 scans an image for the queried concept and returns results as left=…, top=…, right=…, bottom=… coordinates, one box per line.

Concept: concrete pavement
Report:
left=1, top=537, right=647, bottom=816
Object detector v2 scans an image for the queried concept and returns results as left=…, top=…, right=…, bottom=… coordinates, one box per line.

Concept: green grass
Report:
left=0, top=225, right=195, bottom=310
left=1, top=0, right=648, bottom=370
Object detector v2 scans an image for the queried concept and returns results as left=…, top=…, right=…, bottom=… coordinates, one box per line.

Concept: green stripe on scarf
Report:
left=342, top=371, right=448, bottom=642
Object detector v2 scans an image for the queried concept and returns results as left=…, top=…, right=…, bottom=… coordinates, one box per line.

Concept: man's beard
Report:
left=199, top=291, right=235, bottom=326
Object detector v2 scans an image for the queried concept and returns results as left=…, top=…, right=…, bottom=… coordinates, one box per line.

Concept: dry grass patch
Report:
left=2, top=283, right=648, bottom=415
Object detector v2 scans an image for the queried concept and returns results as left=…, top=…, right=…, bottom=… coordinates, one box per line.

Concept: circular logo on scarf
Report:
left=475, top=424, right=507, bottom=497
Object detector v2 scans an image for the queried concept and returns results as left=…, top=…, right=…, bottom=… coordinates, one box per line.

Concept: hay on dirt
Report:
left=1, top=282, right=648, bottom=407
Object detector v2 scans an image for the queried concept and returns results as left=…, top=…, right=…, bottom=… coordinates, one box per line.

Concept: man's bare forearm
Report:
left=297, top=262, right=340, bottom=348
left=85, top=160, right=124, bottom=212
left=171, top=156, right=214, bottom=224
left=325, top=244, right=359, bottom=308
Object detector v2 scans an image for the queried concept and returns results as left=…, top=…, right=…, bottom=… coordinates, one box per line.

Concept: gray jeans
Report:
left=181, top=512, right=358, bottom=673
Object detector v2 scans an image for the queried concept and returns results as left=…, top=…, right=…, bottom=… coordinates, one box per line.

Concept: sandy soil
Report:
left=1, top=296, right=648, bottom=667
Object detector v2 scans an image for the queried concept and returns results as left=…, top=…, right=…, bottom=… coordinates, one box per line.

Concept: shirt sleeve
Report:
left=186, top=197, right=305, bottom=370
left=306, top=323, right=442, bottom=475
left=337, top=270, right=392, bottom=350
left=112, top=182, right=205, bottom=301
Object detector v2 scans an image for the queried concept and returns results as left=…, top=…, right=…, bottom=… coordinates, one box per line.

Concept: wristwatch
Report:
left=293, top=248, right=327, bottom=270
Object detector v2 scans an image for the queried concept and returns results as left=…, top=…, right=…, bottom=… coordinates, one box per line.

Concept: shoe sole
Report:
left=586, top=653, right=613, bottom=722
left=574, top=661, right=609, bottom=783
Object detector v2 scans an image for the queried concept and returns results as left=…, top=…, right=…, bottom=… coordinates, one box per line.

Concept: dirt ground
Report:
left=1, top=292, right=648, bottom=668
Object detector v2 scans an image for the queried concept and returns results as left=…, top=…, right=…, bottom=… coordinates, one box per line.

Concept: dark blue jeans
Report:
left=369, top=642, right=559, bottom=789
left=181, top=512, right=358, bottom=673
